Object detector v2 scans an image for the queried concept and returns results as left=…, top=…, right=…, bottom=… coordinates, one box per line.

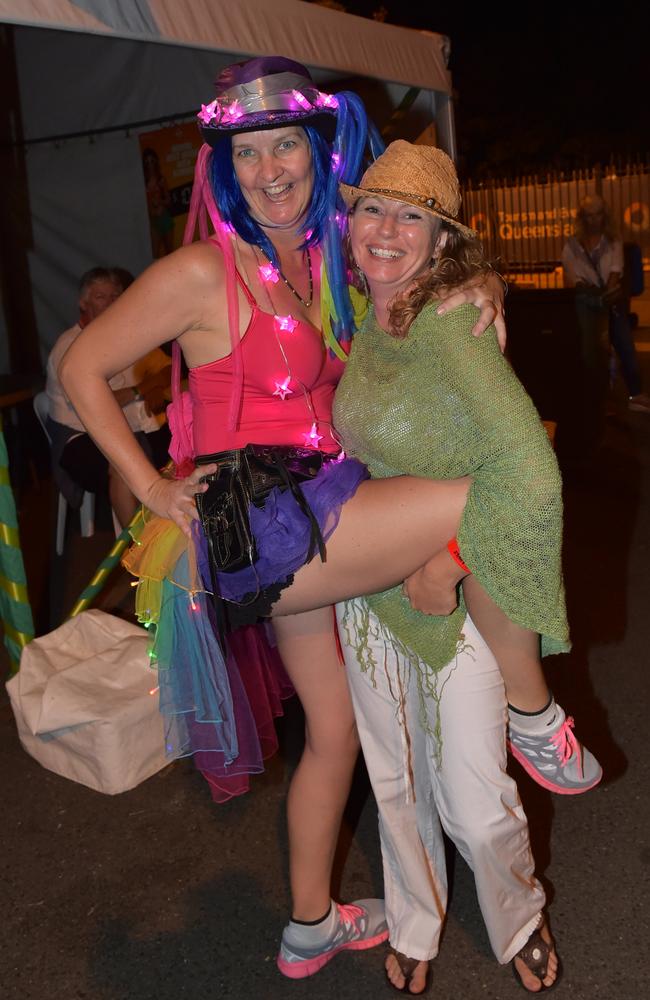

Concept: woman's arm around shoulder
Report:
left=435, top=268, right=507, bottom=349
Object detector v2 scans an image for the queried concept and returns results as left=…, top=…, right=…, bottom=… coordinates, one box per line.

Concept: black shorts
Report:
left=59, top=425, right=171, bottom=494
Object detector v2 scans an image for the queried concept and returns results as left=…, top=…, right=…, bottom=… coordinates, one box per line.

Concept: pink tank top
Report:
left=189, top=252, right=345, bottom=454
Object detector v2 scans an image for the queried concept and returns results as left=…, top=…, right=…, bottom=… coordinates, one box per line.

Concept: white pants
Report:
left=337, top=601, right=545, bottom=964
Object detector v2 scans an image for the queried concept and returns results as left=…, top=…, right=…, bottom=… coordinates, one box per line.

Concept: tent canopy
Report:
left=0, top=0, right=455, bottom=369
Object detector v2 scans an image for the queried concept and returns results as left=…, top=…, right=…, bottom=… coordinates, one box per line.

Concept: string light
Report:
left=274, top=314, right=298, bottom=334
left=259, top=261, right=280, bottom=284
left=303, top=422, right=323, bottom=448
left=292, top=89, right=312, bottom=110
left=273, top=377, right=293, bottom=400
left=316, top=92, right=338, bottom=109
left=223, top=100, right=244, bottom=123
left=198, top=100, right=219, bottom=125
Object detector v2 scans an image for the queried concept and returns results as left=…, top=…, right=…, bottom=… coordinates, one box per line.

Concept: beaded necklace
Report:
left=256, top=246, right=314, bottom=308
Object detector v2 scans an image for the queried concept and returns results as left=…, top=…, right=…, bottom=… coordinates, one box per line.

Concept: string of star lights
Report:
left=197, top=90, right=339, bottom=129
left=249, top=241, right=330, bottom=451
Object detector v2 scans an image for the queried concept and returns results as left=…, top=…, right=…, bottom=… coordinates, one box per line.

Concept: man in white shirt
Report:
left=46, top=267, right=171, bottom=528
left=562, top=196, right=650, bottom=415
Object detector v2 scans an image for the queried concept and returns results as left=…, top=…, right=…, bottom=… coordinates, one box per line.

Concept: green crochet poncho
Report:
left=333, top=302, right=570, bottom=674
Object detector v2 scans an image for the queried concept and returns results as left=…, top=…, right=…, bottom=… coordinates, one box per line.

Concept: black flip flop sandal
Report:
left=512, top=925, right=562, bottom=992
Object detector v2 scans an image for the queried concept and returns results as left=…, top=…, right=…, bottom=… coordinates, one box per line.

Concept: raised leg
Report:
left=461, top=576, right=549, bottom=712
left=274, top=476, right=470, bottom=615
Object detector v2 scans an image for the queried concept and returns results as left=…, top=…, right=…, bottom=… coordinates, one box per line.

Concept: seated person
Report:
left=46, top=266, right=171, bottom=528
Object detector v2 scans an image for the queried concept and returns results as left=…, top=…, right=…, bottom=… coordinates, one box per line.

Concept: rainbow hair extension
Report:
left=320, top=92, right=385, bottom=359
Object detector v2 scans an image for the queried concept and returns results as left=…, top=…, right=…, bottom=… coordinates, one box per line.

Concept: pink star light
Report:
left=258, top=262, right=280, bottom=284
left=316, top=92, right=339, bottom=109
left=274, top=314, right=298, bottom=334
left=223, top=100, right=244, bottom=123
left=197, top=100, right=219, bottom=125
left=302, top=422, right=323, bottom=448
left=273, top=377, right=293, bottom=400
left=292, top=89, right=313, bottom=110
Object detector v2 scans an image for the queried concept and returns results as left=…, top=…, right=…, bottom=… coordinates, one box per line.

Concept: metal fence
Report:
left=463, top=161, right=650, bottom=289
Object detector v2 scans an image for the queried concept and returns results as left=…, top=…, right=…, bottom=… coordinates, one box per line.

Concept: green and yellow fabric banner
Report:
left=0, top=415, right=34, bottom=672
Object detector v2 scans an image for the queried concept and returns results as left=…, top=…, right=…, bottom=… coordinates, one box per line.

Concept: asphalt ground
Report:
left=1, top=327, right=649, bottom=1000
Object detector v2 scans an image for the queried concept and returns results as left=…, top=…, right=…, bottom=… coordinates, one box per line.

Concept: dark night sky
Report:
left=314, top=2, right=648, bottom=177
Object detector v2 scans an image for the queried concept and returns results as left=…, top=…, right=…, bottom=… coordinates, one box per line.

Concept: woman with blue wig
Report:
left=60, top=56, right=507, bottom=979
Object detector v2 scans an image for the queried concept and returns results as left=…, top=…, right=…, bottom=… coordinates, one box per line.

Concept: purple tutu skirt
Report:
left=198, top=455, right=369, bottom=603
left=125, top=454, right=368, bottom=803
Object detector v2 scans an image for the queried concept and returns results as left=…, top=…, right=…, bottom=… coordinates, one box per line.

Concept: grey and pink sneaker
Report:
left=277, top=899, right=388, bottom=979
left=508, top=705, right=603, bottom=795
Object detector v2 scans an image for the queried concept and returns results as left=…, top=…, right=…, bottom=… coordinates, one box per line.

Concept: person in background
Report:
left=46, top=266, right=172, bottom=528
left=562, top=195, right=650, bottom=415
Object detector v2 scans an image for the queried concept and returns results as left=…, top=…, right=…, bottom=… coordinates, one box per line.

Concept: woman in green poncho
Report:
left=332, top=141, right=601, bottom=994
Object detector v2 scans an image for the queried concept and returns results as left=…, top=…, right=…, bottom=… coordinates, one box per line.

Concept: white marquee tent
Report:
left=0, top=0, right=455, bottom=370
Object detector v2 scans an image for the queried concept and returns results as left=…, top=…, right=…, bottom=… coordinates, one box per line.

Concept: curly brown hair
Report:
left=386, top=223, right=493, bottom=339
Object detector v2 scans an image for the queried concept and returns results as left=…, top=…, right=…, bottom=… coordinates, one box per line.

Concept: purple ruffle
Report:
left=196, top=456, right=369, bottom=602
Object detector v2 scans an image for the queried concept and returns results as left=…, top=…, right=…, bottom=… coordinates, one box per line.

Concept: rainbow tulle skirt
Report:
left=122, top=456, right=368, bottom=802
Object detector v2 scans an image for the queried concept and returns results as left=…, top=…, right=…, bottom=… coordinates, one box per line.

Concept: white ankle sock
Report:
left=509, top=697, right=559, bottom=735
left=287, top=902, right=336, bottom=945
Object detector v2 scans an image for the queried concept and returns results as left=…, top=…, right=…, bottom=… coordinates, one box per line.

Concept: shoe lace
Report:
left=336, top=902, right=364, bottom=930
left=549, top=716, right=582, bottom=775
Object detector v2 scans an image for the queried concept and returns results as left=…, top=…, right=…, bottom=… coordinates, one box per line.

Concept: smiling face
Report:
left=349, top=195, right=442, bottom=305
left=231, top=126, right=314, bottom=233
left=79, top=278, right=121, bottom=323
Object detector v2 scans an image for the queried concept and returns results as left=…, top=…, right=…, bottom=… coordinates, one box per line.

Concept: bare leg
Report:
left=273, top=607, right=360, bottom=920
left=462, top=576, right=550, bottom=712
left=274, top=476, right=470, bottom=615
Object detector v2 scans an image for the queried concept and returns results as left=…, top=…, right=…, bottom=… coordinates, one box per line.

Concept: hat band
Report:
left=364, top=186, right=458, bottom=223
left=217, top=72, right=321, bottom=115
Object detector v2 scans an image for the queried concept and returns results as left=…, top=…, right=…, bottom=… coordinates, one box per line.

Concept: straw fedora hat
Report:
left=340, top=140, right=476, bottom=238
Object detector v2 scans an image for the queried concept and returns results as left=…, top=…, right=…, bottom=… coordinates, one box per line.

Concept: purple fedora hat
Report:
left=197, top=56, right=339, bottom=146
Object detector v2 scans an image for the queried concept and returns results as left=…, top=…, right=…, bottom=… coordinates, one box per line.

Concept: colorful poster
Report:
left=139, top=122, right=202, bottom=257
